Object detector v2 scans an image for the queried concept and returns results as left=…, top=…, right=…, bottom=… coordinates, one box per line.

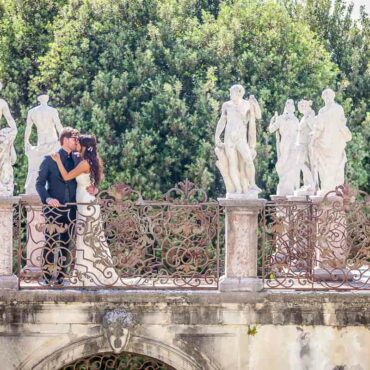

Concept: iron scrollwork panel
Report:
left=18, top=180, right=221, bottom=289
left=261, top=186, right=370, bottom=290
left=61, top=352, right=176, bottom=370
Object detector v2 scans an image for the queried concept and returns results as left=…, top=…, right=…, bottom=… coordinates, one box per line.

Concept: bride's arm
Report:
left=51, top=153, right=90, bottom=181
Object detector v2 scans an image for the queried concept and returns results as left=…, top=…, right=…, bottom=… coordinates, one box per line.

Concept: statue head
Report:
left=230, top=84, right=245, bottom=102
left=298, top=99, right=313, bottom=115
left=37, top=94, right=49, bottom=105
left=283, top=99, right=295, bottom=115
left=321, top=88, right=335, bottom=105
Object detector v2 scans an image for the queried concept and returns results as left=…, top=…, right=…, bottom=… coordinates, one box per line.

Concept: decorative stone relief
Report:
left=215, top=84, right=262, bottom=199
left=102, top=309, right=137, bottom=353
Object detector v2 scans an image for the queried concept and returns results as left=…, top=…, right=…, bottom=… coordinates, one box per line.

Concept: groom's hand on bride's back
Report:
left=47, top=198, right=61, bottom=207
left=86, top=185, right=99, bottom=196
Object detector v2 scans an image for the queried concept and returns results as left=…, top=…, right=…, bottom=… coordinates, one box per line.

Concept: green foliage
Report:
left=0, top=0, right=67, bottom=192
left=0, top=0, right=367, bottom=197
left=247, top=325, right=258, bottom=336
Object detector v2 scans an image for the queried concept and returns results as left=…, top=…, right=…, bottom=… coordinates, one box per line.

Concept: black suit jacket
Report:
left=36, top=148, right=78, bottom=204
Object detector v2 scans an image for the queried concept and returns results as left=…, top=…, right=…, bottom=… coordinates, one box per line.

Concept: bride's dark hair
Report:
left=79, top=135, right=104, bottom=187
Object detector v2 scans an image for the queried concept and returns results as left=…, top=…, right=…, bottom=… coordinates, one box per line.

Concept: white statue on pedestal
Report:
left=0, top=82, right=17, bottom=196
left=294, top=99, right=316, bottom=196
left=312, top=89, right=352, bottom=195
left=268, top=99, right=300, bottom=196
left=24, top=94, right=63, bottom=194
left=215, top=84, right=262, bottom=199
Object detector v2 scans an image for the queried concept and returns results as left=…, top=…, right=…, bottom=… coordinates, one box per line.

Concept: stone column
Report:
left=0, top=196, right=20, bottom=289
left=218, top=198, right=266, bottom=292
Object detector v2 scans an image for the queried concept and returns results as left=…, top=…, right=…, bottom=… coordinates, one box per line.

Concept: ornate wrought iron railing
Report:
left=261, top=186, right=370, bottom=290
left=17, top=180, right=222, bottom=289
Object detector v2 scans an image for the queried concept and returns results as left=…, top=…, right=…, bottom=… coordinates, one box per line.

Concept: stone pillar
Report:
left=0, top=196, right=20, bottom=289
left=218, top=198, right=266, bottom=292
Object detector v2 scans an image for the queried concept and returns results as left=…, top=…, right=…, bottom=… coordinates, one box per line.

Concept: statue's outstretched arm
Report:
left=11, top=145, right=16, bottom=165
left=53, top=110, right=63, bottom=134
left=249, top=95, right=261, bottom=120
left=248, top=109, right=257, bottom=151
left=1, top=100, right=16, bottom=130
left=215, top=104, right=227, bottom=147
left=268, top=112, right=279, bottom=133
left=338, top=106, right=352, bottom=142
left=24, top=112, right=33, bottom=148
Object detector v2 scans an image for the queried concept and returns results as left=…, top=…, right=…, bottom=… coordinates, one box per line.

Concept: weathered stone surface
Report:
left=0, top=197, right=19, bottom=279
left=218, top=199, right=265, bottom=292
left=0, top=290, right=369, bottom=369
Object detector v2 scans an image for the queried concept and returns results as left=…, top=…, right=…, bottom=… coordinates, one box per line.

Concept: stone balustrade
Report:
left=0, top=196, right=19, bottom=289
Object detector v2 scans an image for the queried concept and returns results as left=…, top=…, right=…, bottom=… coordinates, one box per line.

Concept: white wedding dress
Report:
left=72, top=173, right=120, bottom=287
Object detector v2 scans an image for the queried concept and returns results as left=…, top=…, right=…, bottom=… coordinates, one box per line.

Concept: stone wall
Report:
left=0, top=290, right=369, bottom=370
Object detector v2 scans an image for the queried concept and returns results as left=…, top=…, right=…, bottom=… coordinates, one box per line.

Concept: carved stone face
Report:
left=37, top=94, right=49, bottom=105
left=230, top=84, right=245, bottom=101
left=322, top=88, right=335, bottom=105
left=102, top=309, right=136, bottom=354
left=284, top=99, right=295, bottom=115
left=105, top=324, right=130, bottom=353
left=298, top=100, right=311, bottom=115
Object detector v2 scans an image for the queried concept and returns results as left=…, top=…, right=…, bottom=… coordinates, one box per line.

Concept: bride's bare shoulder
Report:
left=76, top=159, right=90, bottom=172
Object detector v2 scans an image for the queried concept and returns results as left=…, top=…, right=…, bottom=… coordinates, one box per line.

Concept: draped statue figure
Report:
left=0, top=82, right=17, bottom=196
left=268, top=99, right=300, bottom=196
left=312, top=89, right=352, bottom=195
left=295, top=99, right=316, bottom=195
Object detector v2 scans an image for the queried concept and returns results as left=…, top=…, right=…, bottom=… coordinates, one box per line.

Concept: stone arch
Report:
left=23, top=334, right=209, bottom=370
left=57, top=351, right=176, bottom=369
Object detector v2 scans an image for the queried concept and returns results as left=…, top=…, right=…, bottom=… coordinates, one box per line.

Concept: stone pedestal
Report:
left=0, top=196, right=20, bottom=289
left=270, top=195, right=287, bottom=202
left=218, top=198, right=266, bottom=292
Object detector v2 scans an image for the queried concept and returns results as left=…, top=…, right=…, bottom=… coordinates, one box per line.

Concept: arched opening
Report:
left=25, top=334, right=206, bottom=370
left=59, top=351, right=176, bottom=370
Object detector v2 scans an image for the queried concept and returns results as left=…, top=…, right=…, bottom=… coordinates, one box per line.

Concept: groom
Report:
left=36, top=127, right=82, bottom=285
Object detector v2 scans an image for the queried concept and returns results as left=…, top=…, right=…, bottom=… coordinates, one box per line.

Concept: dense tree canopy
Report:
left=0, top=0, right=368, bottom=198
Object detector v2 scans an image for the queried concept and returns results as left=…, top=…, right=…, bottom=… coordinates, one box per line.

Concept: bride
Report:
left=51, top=135, right=119, bottom=287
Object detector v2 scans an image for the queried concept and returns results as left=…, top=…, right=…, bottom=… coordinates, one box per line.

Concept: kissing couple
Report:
left=36, top=127, right=120, bottom=287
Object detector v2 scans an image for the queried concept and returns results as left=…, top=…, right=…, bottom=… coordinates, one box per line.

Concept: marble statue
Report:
left=24, top=94, right=63, bottom=194
left=0, top=82, right=17, bottom=196
left=312, top=89, right=352, bottom=195
left=268, top=99, right=300, bottom=196
left=215, top=84, right=262, bottom=199
left=294, top=99, right=316, bottom=196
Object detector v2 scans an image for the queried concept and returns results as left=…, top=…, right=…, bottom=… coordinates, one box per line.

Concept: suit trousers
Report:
left=42, top=205, right=77, bottom=283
